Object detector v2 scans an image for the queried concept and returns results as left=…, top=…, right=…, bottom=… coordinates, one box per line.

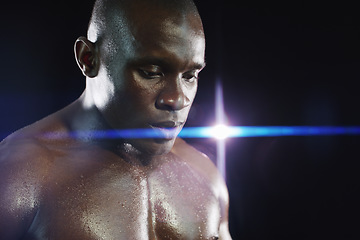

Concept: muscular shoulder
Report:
left=0, top=110, right=71, bottom=180
left=172, top=138, right=232, bottom=239
left=172, top=138, right=228, bottom=199
left=0, top=131, right=53, bottom=238
left=0, top=130, right=54, bottom=177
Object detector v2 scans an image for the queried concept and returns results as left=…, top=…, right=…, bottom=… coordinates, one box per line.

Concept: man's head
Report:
left=74, top=0, right=205, bottom=155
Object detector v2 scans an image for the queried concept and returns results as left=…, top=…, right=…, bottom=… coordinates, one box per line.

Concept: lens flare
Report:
left=38, top=126, right=360, bottom=140
left=210, top=124, right=232, bottom=140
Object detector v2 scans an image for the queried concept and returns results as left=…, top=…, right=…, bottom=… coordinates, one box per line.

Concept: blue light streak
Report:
left=3, top=126, right=359, bottom=141
left=68, top=128, right=172, bottom=139
left=179, top=126, right=360, bottom=138
left=36, top=126, right=360, bottom=141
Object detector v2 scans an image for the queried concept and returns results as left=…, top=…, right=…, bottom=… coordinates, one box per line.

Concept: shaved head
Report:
left=87, top=0, right=203, bottom=45
left=75, top=0, right=206, bottom=155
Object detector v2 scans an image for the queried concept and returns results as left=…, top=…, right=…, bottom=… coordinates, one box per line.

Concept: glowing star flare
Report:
left=210, top=124, right=232, bottom=140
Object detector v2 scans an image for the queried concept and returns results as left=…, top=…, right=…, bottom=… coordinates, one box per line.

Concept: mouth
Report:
left=149, top=121, right=184, bottom=140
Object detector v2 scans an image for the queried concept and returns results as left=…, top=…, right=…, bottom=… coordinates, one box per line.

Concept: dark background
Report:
left=1, top=1, right=359, bottom=239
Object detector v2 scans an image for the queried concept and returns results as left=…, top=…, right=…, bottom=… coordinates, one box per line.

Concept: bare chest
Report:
left=27, top=160, right=220, bottom=239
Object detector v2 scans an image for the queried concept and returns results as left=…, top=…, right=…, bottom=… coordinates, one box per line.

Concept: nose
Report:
left=156, top=79, right=191, bottom=111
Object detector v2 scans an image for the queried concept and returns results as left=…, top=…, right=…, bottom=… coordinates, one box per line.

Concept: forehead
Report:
left=105, top=5, right=205, bottom=68
left=127, top=19, right=206, bottom=74
left=134, top=17, right=205, bottom=64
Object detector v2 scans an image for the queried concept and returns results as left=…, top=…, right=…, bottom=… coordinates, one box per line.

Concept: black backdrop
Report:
left=1, top=1, right=359, bottom=239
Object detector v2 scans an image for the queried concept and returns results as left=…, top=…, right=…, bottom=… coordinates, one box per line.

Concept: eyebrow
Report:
left=194, top=62, right=206, bottom=70
left=131, top=56, right=206, bottom=71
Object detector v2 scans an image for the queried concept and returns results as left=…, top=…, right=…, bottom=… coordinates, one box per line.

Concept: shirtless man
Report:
left=0, top=0, right=231, bottom=239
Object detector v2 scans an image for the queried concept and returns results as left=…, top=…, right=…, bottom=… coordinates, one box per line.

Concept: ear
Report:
left=74, top=36, right=99, bottom=78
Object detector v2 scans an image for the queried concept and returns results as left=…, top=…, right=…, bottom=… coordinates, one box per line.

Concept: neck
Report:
left=67, top=93, right=105, bottom=132
left=64, top=93, right=159, bottom=164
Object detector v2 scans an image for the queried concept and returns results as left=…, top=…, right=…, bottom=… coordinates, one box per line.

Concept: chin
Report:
left=129, top=138, right=176, bottom=156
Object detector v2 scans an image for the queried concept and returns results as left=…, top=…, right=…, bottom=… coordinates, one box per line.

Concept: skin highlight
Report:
left=0, top=0, right=232, bottom=239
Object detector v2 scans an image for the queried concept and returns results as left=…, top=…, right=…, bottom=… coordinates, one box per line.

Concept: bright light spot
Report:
left=211, top=124, right=232, bottom=140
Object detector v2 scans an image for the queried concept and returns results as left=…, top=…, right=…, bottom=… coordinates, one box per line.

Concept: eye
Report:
left=138, top=65, right=164, bottom=79
left=182, top=70, right=199, bottom=83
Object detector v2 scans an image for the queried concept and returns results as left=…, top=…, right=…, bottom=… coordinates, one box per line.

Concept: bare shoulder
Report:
left=172, top=138, right=228, bottom=200
left=0, top=127, right=55, bottom=238
left=172, top=138, right=232, bottom=239
left=0, top=124, right=58, bottom=177
left=0, top=111, right=71, bottom=200
left=0, top=107, right=71, bottom=176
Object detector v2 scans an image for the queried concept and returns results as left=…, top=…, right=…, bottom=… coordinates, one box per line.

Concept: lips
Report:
left=151, top=121, right=182, bottom=128
left=150, top=121, right=183, bottom=139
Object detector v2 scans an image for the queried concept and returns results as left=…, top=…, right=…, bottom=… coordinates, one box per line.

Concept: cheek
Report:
left=124, top=88, right=155, bottom=112
left=90, top=69, right=116, bottom=111
left=125, top=72, right=161, bottom=108
left=106, top=81, right=157, bottom=125
left=187, top=83, right=198, bottom=104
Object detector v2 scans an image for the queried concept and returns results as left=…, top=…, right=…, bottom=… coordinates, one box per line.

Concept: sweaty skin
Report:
left=0, top=0, right=232, bottom=239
